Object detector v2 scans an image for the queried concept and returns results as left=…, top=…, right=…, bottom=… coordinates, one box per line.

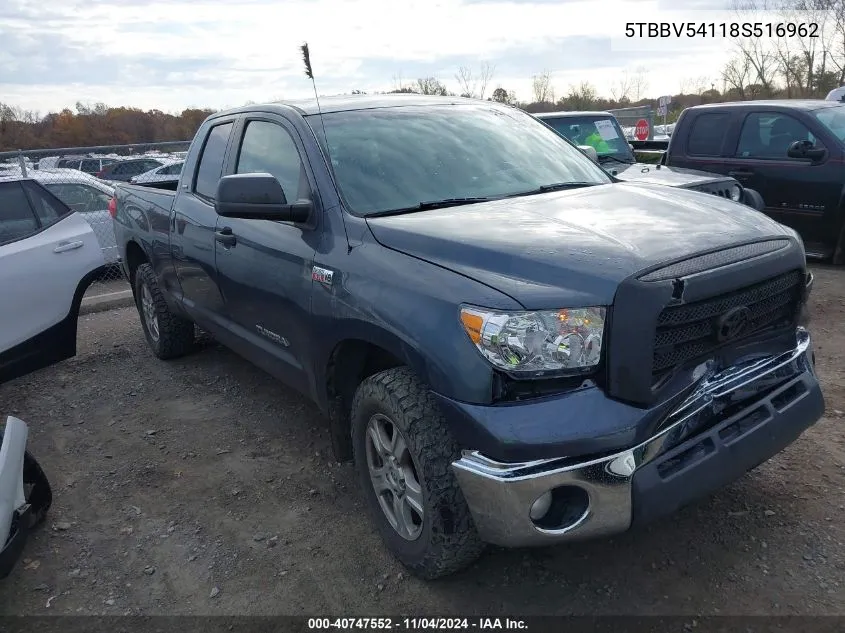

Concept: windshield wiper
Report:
left=416, top=197, right=493, bottom=210
left=366, top=197, right=494, bottom=217
left=536, top=182, right=600, bottom=192
left=598, top=154, right=635, bottom=165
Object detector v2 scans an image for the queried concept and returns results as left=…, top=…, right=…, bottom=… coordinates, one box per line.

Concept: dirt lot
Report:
left=1, top=265, right=843, bottom=616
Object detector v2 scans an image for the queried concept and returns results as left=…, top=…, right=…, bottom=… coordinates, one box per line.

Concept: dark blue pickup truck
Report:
left=112, top=95, right=824, bottom=579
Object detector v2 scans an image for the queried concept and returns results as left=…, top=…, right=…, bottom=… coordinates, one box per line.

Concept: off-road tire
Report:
left=351, top=367, right=485, bottom=579
left=134, top=263, right=195, bottom=359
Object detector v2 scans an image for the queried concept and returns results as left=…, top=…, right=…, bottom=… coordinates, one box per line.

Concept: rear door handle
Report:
left=54, top=240, right=84, bottom=253
left=215, top=227, right=236, bottom=247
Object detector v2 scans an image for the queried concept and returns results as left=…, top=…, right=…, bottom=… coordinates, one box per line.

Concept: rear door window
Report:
left=195, top=122, right=234, bottom=200
left=80, top=159, right=101, bottom=173
left=686, top=112, right=731, bottom=156
left=0, top=182, right=39, bottom=245
left=22, top=181, right=70, bottom=226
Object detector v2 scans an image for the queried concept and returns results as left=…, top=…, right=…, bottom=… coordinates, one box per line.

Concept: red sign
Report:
left=634, top=119, right=650, bottom=140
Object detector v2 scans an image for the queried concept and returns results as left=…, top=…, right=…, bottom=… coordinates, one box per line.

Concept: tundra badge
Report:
left=256, top=325, right=289, bottom=347
left=312, top=266, right=333, bottom=286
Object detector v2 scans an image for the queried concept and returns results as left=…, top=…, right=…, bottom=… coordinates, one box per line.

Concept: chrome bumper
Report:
left=452, top=328, right=822, bottom=547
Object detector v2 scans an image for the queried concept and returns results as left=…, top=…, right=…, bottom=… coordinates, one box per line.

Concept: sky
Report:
left=0, top=0, right=767, bottom=114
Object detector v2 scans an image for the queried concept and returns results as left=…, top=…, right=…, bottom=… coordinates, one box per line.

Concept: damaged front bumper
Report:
left=0, top=416, right=52, bottom=579
left=452, top=328, right=825, bottom=547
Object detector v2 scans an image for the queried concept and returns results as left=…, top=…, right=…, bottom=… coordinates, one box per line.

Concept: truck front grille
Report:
left=652, top=270, right=804, bottom=377
left=690, top=183, right=733, bottom=198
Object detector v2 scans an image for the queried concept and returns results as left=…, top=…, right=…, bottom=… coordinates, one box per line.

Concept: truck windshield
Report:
left=814, top=105, right=845, bottom=143
left=307, top=104, right=611, bottom=216
left=541, top=115, right=636, bottom=165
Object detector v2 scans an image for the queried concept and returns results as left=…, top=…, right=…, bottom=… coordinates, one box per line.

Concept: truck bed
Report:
left=115, top=182, right=177, bottom=207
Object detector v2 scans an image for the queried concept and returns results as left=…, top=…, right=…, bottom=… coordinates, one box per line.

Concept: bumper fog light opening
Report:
left=529, top=491, right=553, bottom=521
left=531, top=485, right=591, bottom=532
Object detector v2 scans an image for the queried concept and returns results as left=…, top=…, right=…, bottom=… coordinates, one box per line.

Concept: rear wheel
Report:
left=351, top=367, right=484, bottom=579
left=134, top=263, right=194, bottom=359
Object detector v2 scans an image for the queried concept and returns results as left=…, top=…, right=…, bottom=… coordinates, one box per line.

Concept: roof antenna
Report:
left=300, top=43, right=350, bottom=249
left=300, top=42, right=333, bottom=170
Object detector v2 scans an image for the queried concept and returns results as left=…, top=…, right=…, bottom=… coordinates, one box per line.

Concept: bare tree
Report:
left=477, top=62, right=496, bottom=100
left=610, top=71, right=632, bottom=102
left=455, top=66, right=477, bottom=98
left=831, top=0, right=845, bottom=84
left=722, top=54, right=753, bottom=99
left=453, top=64, right=496, bottom=98
left=566, top=82, right=598, bottom=110
left=630, top=66, right=649, bottom=101
left=729, top=0, right=779, bottom=96
left=416, top=77, right=448, bottom=96
left=531, top=70, right=554, bottom=103
left=391, top=72, right=414, bottom=93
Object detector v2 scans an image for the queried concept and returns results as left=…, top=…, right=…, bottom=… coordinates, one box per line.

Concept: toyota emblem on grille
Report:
left=714, top=305, right=751, bottom=342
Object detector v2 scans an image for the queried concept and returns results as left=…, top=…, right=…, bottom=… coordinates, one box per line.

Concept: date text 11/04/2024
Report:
left=307, top=619, right=527, bottom=630
left=625, top=22, right=819, bottom=38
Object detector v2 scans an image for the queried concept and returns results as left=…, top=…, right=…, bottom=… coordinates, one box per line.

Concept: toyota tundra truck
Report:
left=111, top=95, right=824, bottom=579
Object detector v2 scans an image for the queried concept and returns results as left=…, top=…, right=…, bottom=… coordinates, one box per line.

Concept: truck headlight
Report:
left=729, top=184, right=742, bottom=201
left=459, top=305, right=606, bottom=377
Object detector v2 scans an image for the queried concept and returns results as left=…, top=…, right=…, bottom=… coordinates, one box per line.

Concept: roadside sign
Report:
left=634, top=119, right=650, bottom=140
left=658, top=95, right=671, bottom=107
left=657, top=104, right=667, bottom=116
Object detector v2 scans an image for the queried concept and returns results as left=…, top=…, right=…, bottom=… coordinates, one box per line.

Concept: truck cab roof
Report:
left=211, top=94, right=487, bottom=119
left=686, top=99, right=842, bottom=112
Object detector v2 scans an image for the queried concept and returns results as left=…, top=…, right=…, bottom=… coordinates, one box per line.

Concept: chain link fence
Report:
left=0, top=141, right=189, bottom=297
left=606, top=106, right=656, bottom=141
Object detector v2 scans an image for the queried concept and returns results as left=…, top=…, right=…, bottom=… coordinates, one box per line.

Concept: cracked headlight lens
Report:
left=460, top=305, right=606, bottom=377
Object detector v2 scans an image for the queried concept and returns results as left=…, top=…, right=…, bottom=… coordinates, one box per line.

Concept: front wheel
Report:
left=351, top=367, right=484, bottom=579
left=134, top=263, right=195, bottom=359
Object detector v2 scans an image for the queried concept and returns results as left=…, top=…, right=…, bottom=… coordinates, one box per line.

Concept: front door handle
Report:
left=215, top=227, right=236, bottom=247
left=54, top=240, right=84, bottom=253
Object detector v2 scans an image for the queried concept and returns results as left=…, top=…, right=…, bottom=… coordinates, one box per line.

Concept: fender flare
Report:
left=741, top=187, right=766, bottom=211
left=70, top=265, right=108, bottom=321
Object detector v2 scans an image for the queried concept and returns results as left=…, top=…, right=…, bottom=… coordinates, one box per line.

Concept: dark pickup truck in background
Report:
left=644, top=100, right=845, bottom=264
left=536, top=111, right=765, bottom=211
left=111, top=94, right=824, bottom=579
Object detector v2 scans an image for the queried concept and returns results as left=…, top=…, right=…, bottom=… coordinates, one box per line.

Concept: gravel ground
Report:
left=0, top=264, right=843, bottom=616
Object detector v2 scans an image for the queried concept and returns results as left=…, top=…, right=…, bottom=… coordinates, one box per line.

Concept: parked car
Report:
left=536, top=111, right=764, bottom=210
left=55, top=156, right=119, bottom=175
left=112, top=95, right=823, bottom=579
left=0, top=169, right=119, bottom=265
left=129, top=159, right=184, bottom=187
left=661, top=100, right=845, bottom=264
left=96, top=158, right=167, bottom=182
left=0, top=177, right=105, bottom=577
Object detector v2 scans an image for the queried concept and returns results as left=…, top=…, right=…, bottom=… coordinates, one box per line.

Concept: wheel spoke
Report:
left=392, top=493, right=413, bottom=539
left=404, top=476, right=424, bottom=517
left=367, top=425, right=389, bottom=458
left=391, top=432, right=408, bottom=461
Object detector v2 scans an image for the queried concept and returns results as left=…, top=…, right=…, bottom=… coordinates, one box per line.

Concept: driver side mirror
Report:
left=577, top=145, right=599, bottom=162
left=787, top=139, right=826, bottom=163
left=214, top=173, right=312, bottom=223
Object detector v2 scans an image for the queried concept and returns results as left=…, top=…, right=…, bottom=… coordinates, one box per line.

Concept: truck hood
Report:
left=365, top=182, right=793, bottom=309
left=609, top=163, right=733, bottom=187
